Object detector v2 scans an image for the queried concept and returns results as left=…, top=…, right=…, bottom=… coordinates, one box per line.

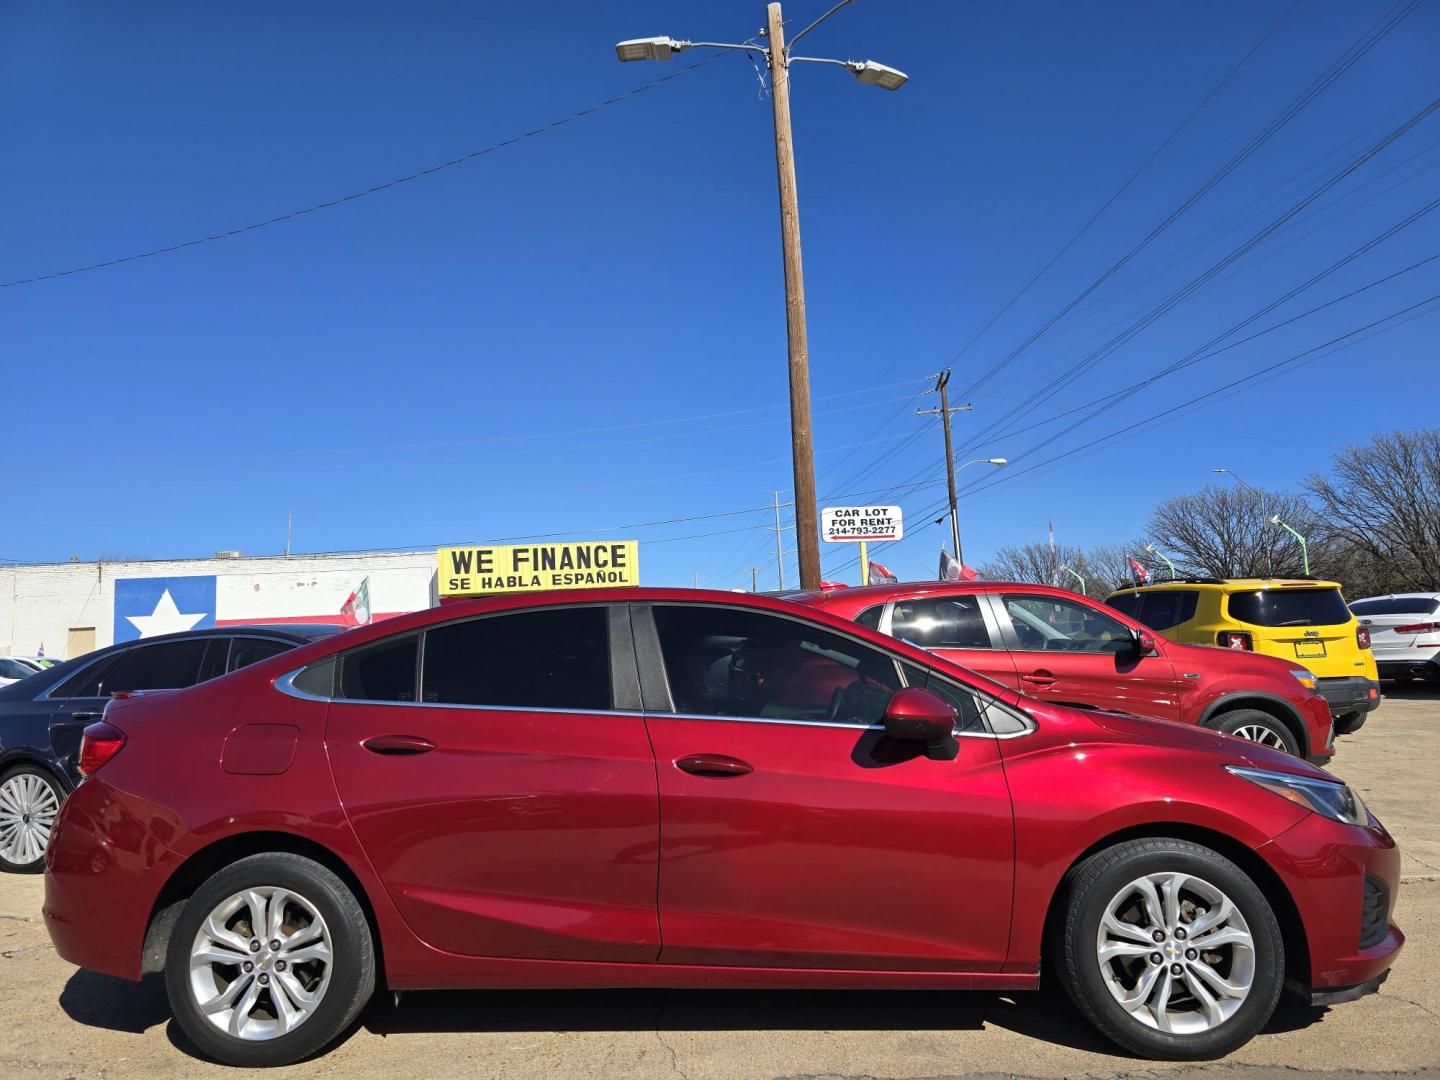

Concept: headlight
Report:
left=1288, top=668, right=1317, bottom=691
left=1226, top=766, right=1371, bottom=826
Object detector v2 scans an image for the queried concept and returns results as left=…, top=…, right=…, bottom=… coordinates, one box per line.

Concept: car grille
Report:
left=1360, top=874, right=1389, bottom=949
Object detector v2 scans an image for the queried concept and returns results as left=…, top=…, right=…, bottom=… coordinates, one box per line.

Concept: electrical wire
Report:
left=950, top=0, right=1422, bottom=403
left=1, top=55, right=729, bottom=289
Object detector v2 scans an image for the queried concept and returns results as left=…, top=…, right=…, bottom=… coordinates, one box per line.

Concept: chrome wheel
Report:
left=189, top=887, right=334, bottom=1041
left=1231, top=724, right=1286, bottom=750
left=1096, top=871, right=1255, bottom=1034
left=0, top=771, right=60, bottom=867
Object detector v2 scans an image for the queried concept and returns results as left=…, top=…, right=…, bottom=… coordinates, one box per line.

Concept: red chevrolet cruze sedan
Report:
left=43, top=589, right=1400, bottom=1066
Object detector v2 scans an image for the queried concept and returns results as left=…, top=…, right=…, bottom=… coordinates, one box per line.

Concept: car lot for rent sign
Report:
left=821, top=506, right=904, bottom=543
left=439, top=541, right=639, bottom=596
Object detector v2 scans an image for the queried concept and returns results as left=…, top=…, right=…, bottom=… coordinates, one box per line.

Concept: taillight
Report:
left=1218, top=630, right=1253, bottom=650
left=1394, top=621, right=1440, bottom=635
left=1356, top=626, right=1371, bottom=649
left=78, top=722, right=126, bottom=776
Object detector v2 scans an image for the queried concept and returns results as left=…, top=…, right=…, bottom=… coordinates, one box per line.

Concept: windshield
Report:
left=1227, top=588, right=1351, bottom=627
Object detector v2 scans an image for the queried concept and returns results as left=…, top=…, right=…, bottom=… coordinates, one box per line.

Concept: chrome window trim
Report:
left=274, top=668, right=1030, bottom=740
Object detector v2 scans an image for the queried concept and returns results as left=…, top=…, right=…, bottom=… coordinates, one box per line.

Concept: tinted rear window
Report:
left=99, top=640, right=210, bottom=693
left=1350, top=596, right=1440, bottom=616
left=338, top=637, right=418, bottom=702
left=1106, top=590, right=1197, bottom=630
left=1227, top=588, right=1350, bottom=627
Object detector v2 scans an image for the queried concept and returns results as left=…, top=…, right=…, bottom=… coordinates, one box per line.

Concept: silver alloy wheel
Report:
left=0, top=772, right=60, bottom=867
left=189, top=886, right=334, bottom=1041
left=1096, top=871, right=1255, bottom=1034
left=1231, top=724, right=1286, bottom=750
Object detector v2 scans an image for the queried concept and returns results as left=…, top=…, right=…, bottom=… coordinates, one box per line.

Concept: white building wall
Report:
left=1, top=552, right=438, bottom=660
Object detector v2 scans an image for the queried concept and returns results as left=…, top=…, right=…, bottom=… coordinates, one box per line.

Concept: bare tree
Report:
left=978, top=541, right=1079, bottom=589
left=1080, top=541, right=1153, bottom=595
left=1305, top=430, right=1440, bottom=591
left=1145, top=484, right=1321, bottom=578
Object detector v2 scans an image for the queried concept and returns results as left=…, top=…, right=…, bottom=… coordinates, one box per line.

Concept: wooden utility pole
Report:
left=917, top=370, right=973, bottom=563
left=766, top=2, right=821, bottom=590
left=748, top=565, right=761, bottom=592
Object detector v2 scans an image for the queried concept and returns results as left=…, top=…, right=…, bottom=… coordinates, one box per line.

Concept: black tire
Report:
left=0, top=763, right=65, bottom=874
left=1055, top=837, right=1285, bottom=1060
left=1208, top=709, right=1300, bottom=757
left=1333, top=711, right=1367, bottom=735
left=165, top=853, right=376, bottom=1067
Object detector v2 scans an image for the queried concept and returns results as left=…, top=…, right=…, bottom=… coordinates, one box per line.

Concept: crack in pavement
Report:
left=653, top=996, right=691, bottom=1080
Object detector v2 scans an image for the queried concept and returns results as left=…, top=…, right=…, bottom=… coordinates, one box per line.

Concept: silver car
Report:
left=1349, top=592, right=1440, bottom=683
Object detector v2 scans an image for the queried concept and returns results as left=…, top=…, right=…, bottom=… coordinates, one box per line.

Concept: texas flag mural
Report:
left=113, top=571, right=419, bottom=643
left=114, top=575, right=218, bottom=643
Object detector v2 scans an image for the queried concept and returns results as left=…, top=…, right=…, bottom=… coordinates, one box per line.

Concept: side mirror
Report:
left=1131, top=629, right=1157, bottom=655
left=883, top=687, right=959, bottom=761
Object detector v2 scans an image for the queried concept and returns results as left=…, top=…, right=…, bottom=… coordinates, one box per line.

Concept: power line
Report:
left=947, top=0, right=1303, bottom=367
left=954, top=93, right=1440, bottom=456
left=950, top=0, right=1421, bottom=403
left=1, top=55, right=728, bottom=290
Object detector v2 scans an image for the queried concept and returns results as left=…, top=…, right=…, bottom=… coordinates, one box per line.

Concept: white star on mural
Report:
left=126, top=588, right=206, bottom=638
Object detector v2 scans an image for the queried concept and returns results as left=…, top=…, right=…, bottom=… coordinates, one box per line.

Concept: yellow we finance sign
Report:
left=439, top=541, right=640, bottom=596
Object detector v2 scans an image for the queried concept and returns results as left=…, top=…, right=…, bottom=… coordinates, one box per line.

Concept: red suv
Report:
left=44, top=589, right=1398, bottom=1065
left=791, top=581, right=1335, bottom=764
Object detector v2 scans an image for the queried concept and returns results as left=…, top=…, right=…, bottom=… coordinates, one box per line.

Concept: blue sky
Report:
left=3, top=0, right=1437, bottom=587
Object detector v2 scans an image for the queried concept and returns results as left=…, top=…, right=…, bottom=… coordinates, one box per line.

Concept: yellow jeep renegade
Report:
left=1106, top=577, right=1380, bottom=734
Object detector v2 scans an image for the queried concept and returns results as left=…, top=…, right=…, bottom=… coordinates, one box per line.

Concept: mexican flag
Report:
left=341, top=577, right=373, bottom=626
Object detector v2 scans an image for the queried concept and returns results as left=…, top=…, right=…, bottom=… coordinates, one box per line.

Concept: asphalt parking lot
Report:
left=3, top=692, right=1437, bottom=1080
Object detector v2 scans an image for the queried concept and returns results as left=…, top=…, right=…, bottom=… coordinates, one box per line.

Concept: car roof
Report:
left=784, top=579, right=1071, bottom=615
left=0, top=623, right=340, bottom=703
left=1108, top=577, right=1342, bottom=595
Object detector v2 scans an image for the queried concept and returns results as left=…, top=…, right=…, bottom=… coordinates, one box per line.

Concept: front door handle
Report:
left=1021, top=671, right=1057, bottom=687
left=674, top=754, right=752, bottom=778
left=362, top=734, right=437, bottom=756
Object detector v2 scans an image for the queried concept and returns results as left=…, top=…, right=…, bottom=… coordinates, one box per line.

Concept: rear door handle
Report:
left=674, top=754, right=752, bottom=778
left=1021, top=671, right=1057, bottom=687
left=362, top=734, right=437, bottom=756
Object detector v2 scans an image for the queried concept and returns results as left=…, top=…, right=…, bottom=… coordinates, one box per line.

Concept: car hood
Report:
left=1084, top=707, right=1333, bottom=780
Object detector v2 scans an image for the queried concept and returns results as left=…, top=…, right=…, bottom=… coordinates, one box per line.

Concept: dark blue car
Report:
left=0, top=625, right=339, bottom=872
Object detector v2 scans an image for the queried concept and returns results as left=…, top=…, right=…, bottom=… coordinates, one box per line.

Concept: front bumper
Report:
left=1262, top=809, right=1403, bottom=994
left=1317, top=676, right=1382, bottom=719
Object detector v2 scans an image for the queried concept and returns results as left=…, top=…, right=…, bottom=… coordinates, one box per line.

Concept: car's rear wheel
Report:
left=1209, top=709, right=1300, bottom=757
left=165, top=853, right=375, bottom=1067
left=0, top=764, right=63, bottom=873
left=1056, top=837, right=1284, bottom=1060
left=1333, top=711, right=1367, bottom=735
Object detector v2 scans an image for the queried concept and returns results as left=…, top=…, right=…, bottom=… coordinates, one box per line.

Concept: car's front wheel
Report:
left=1209, top=709, right=1300, bottom=757
left=1056, top=837, right=1285, bottom=1059
left=1333, top=711, right=1367, bottom=735
left=165, top=852, right=376, bottom=1066
left=0, top=764, right=64, bottom=873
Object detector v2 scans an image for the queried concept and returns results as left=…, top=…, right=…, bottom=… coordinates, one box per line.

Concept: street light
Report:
left=1270, top=514, right=1311, bottom=576
left=616, top=2, right=907, bottom=590
left=948, top=457, right=1007, bottom=565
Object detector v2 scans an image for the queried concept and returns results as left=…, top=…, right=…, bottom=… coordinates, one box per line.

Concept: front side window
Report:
left=1002, top=594, right=1134, bottom=654
left=421, top=607, right=611, bottom=710
left=890, top=596, right=995, bottom=649
left=653, top=604, right=900, bottom=726
left=1227, top=588, right=1351, bottom=627
left=337, top=636, right=417, bottom=702
left=98, top=639, right=210, bottom=693
left=902, top=662, right=1030, bottom=736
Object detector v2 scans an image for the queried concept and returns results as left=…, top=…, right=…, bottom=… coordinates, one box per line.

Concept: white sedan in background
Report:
left=1349, top=592, right=1440, bottom=683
